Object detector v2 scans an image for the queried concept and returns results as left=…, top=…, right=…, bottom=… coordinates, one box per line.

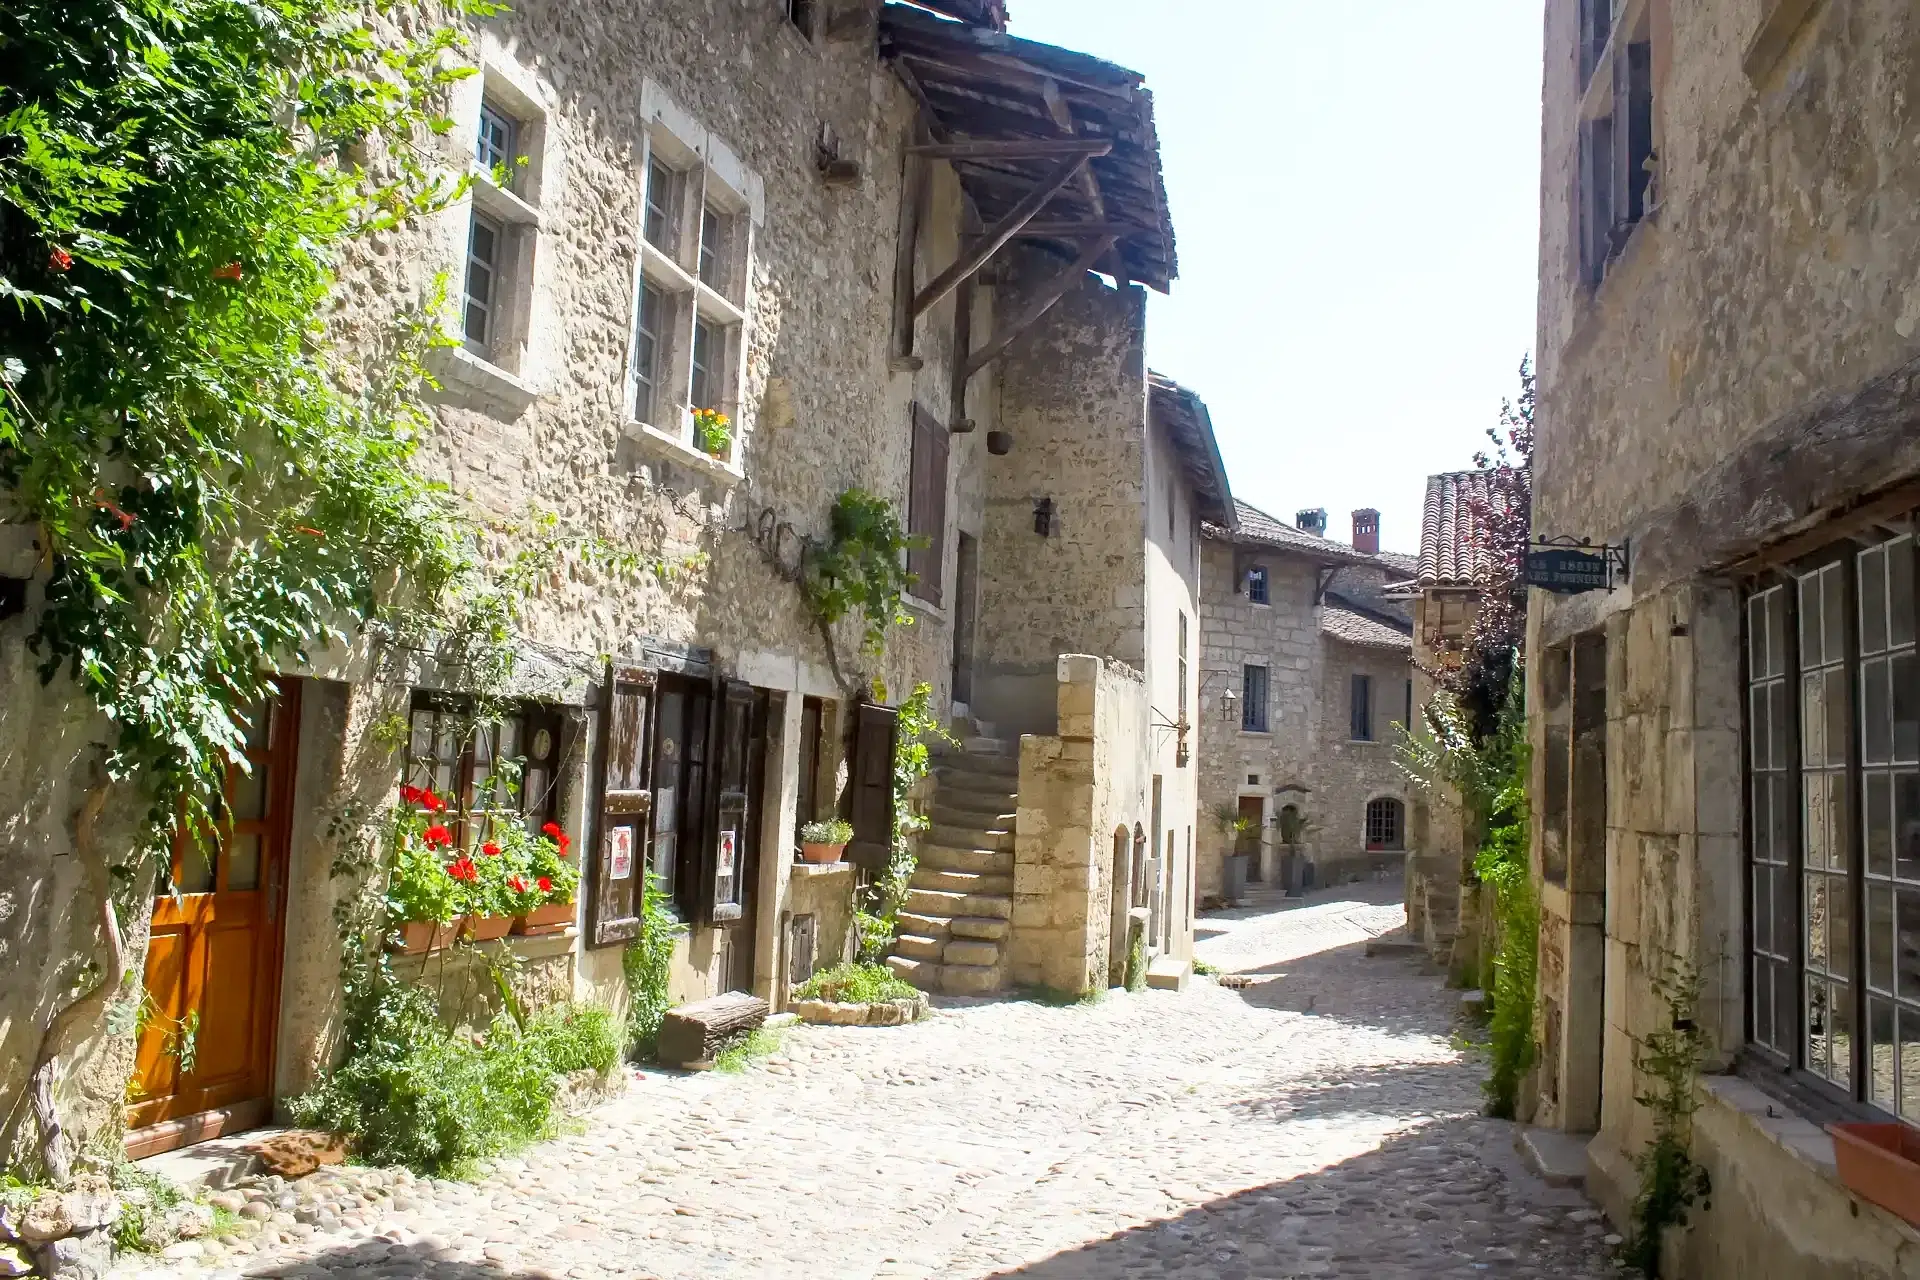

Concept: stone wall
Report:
left=1403, top=593, right=1473, bottom=969
left=1140, top=408, right=1200, bottom=970
left=1008, top=655, right=1150, bottom=996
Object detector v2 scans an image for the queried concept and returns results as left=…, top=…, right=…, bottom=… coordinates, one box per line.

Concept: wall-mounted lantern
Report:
left=1219, top=685, right=1239, bottom=723
left=987, top=430, right=1013, bottom=456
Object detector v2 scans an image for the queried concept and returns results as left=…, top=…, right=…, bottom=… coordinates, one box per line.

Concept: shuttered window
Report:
left=1350, top=674, right=1374, bottom=742
left=907, top=403, right=948, bottom=603
left=846, top=702, right=898, bottom=870
left=588, top=666, right=654, bottom=947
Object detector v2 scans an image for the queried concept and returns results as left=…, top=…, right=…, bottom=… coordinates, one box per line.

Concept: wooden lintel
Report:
left=908, top=138, right=1112, bottom=161
left=911, top=153, right=1088, bottom=320
left=959, top=235, right=1115, bottom=381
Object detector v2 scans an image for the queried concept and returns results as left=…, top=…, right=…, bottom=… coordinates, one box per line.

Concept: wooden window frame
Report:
left=907, top=403, right=949, bottom=604
left=1350, top=673, right=1374, bottom=742
left=404, top=692, right=565, bottom=847
left=476, top=100, right=517, bottom=180
left=1241, top=664, right=1269, bottom=734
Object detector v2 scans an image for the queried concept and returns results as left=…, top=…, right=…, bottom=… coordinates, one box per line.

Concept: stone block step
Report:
left=892, top=933, right=943, bottom=962
left=940, top=960, right=1004, bottom=995
left=948, top=915, right=1010, bottom=941
left=943, top=938, right=1001, bottom=967
left=885, top=954, right=938, bottom=991
left=938, top=752, right=1018, bottom=778
left=910, top=868, right=1013, bottom=896
left=962, top=736, right=1014, bottom=757
left=895, top=911, right=953, bottom=940
left=904, top=887, right=1012, bottom=921
left=928, top=823, right=1012, bottom=853
left=937, top=781, right=1019, bottom=810
left=916, top=844, right=1014, bottom=875
left=931, top=803, right=1016, bottom=829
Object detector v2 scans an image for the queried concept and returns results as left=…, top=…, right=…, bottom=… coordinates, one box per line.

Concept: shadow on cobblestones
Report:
left=977, top=1116, right=1617, bottom=1280
left=1228, top=1061, right=1467, bottom=1126
left=1227, top=944, right=1449, bottom=1039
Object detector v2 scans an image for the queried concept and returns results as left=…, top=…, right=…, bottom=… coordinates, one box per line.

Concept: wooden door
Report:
left=713, top=688, right=777, bottom=993
left=846, top=702, right=897, bottom=870
left=588, top=666, right=654, bottom=947
left=1237, top=795, right=1265, bottom=881
left=127, top=681, right=301, bottom=1156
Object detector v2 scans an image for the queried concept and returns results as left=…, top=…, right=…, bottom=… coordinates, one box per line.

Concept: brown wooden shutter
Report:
left=907, top=404, right=947, bottom=602
left=588, top=664, right=654, bottom=947
left=845, top=702, right=898, bottom=870
left=701, top=681, right=755, bottom=924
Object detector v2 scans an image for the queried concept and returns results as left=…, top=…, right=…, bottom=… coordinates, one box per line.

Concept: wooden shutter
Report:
left=907, top=403, right=948, bottom=602
left=845, top=702, right=898, bottom=870
left=1350, top=673, right=1372, bottom=742
left=588, top=665, right=654, bottom=947
left=702, top=681, right=755, bottom=924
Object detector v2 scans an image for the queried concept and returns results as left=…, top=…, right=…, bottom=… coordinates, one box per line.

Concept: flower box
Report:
left=391, top=920, right=454, bottom=955
left=801, top=841, right=846, bottom=865
left=460, top=914, right=515, bottom=943
left=1829, top=1122, right=1920, bottom=1226
left=513, top=902, right=575, bottom=936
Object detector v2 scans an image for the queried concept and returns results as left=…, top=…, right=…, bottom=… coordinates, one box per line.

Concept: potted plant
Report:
left=460, top=836, right=517, bottom=941
left=512, top=822, right=580, bottom=935
left=800, top=818, right=853, bottom=865
left=386, top=791, right=459, bottom=953
left=693, top=407, right=731, bottom=459
left=1829, top=1122, right=1920, bottom=1226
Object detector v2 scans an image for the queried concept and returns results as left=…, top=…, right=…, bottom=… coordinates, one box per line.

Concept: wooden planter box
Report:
left=801, top=841, right=846, bottom=865
left=1829, top=1123, right=1920, bottom=1226
left=460, top=914, right=515, bottom=943
left=513, top=902, right=575, bottom=935
left=391, top=920, right=454, bottom=955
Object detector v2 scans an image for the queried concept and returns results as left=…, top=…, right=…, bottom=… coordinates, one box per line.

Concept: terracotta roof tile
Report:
left=1321, top=606, right=1413, bottom=652
left=1419, top=470, right=1502, bottom=588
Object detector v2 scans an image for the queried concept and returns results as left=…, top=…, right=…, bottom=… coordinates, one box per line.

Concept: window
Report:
left=1745, top=528, right=1920, bottom=1125
left=1176, top=612, right=1190, bottom=766
left=1404, top=678, right=1414, bottom=730
left=1365, top=798, right=1404, bottom=851
left=690, top=315, right=721, bottom=412
left=906, top=404, right=949, bottom=602
left=644, top=158, right=675, bottom=251
left=1578, top=9, right=1654, bottom=289
left=698, top=205, right=728, bottom=290
left=463, top=211, right=503, bottom=350
left=1247, top=565, right=1269, bottom=605
left=1242, top=665, right=1269, bottom=733
left=405, top=693, right=564, bottom=844
left=784, top=0, right=814, bottom=36
left=476, top=101, right=516, bottom=179
left=1350, top=673, right=1374, bottom=741
left=632, top=281, right=664, bottom=423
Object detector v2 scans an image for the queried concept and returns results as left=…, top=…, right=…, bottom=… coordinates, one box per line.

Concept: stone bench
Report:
left=656, top=991, right=769, bottom=1067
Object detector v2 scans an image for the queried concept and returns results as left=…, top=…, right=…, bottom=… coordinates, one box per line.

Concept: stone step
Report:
left=943, top=938, right=1001, bottom=967
left=938, top=752, right=1018, bottom=778
left=916, top=844, right=1014, bottom=875
left=885, top=955, right=938, bottom=991
left=911, top=867, right=1014, bottom=896
left=962, top=735, right=1015, bottom=757
left=904, top=887, right=1012, bottom=920
left=936, top=779, right=1019, bottom=809
left=892, top=933, right=943, bottom=962
left=948, top=915, right=1010, bottom=941
left=940, top=960, right=1004, bottom=995
left=895, top=911, right=953, bottom=940
left=928, top=823, right=1013, bottom=853
left=931, top=802, right=1016, bottom=829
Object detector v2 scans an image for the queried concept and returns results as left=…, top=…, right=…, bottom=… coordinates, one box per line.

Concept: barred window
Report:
left=1746, top=528, right=1920, bottom=1125
left=1241, top=664, right=1269, bottom=733
left=1365, top=797, right=1402, bottom=851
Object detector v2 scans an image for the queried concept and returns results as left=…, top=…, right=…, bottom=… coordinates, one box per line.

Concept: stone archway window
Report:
left=1365, top=797, right=1404, bottom=852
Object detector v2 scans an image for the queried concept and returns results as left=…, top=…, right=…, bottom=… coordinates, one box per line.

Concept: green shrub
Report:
left=791, top=962, right=918, bottom=1004
left=522, top=1003, right=619, bottom=1076
left=623, top=874, right=681, bottom=1060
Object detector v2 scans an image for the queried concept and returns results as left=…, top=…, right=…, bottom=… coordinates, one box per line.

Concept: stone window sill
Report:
left=1239, top=728, right=1271, bottom=738
left=903, top=592, right=949, bottom=625
left=623, top=418, right=742, bottom=485
left=470, top=166, right=541, bottom=228
left=428, top=345, right=538, bottom=417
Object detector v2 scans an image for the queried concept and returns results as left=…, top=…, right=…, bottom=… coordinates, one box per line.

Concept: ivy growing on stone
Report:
left=803, top=488, right=924, bottom=654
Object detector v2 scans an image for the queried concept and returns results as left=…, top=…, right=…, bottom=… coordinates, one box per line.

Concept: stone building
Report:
left=1529, top=1, right=1920, bottom=1274
left=1196, top=502, right=1414, bottom=906
left=0, top=0, right=1197, bottom=1164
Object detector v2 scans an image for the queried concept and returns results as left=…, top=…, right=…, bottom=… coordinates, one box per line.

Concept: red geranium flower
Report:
left=542, top=822, right=571, bottom=853
left=446, top=856, right=478, bottom=883
left=507, top=875, right=528, bottom=894
left=423, top=824, right=453, bottom=849
left=212, top=262, right=244, bottom=282
left=400, top=784, right=424, bottom=805
left=482, top=841, right=501, bottom=857
left=423, top=790, right=447, bottom=813
left=537, top=876, right=553, bottom=893
left=48, top=248, right=72, bottom=272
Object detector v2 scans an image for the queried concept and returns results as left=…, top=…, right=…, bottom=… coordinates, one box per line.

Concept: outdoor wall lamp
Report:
left=1219, top=685, right=1239, bottom=723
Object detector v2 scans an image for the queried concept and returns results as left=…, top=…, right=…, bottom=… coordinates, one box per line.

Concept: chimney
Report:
left=1295, top=508, right=1328, bottom=537
left=1351, top=508, right=1380, bottom=555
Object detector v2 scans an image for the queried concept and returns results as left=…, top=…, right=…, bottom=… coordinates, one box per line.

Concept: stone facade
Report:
left=1532, top=1, right=1920, bottom=1274
left=1196, top=506, right=1414, bottom=907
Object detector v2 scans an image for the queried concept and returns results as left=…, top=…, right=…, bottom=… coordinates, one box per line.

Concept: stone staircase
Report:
left=886, top=729, right=1018, bottom=996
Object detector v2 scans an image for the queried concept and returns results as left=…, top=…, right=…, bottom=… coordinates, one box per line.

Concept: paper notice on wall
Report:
left=717, top=829, right=737, bottom=878
left=608, top=824, right=633, bottom=881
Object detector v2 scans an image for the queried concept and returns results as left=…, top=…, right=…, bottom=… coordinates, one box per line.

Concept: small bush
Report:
left=792, top=961, right=918, bottom=1005
left=522, top=1003, right=619, bottom=1076
left=713, top=1028, right=784, bottom=1074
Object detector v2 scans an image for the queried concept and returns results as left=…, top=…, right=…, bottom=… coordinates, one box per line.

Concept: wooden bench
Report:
left=656, top=991, right=769, bottom=1067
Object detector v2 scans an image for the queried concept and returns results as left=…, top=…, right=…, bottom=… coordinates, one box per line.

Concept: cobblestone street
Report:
left=131, top=884, right=1618, bottom=1280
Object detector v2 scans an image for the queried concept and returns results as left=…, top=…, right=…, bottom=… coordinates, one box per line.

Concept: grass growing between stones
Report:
left=1017, top=984, right=1104, bottom=1007
left=791, top=962, right=919, bottom=1004
left=713, top=1028, right=786, bottom=1074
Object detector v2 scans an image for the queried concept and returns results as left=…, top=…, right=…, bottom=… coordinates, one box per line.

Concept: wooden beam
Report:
left=960, top=235, right=1114, bottom=380
left=1006, top=220, right=1146, bottom=238
left=908, top=138, right=1112, bottom=160
left=910, top=153, right=1088, bottom=320
left=1042, top=78, right=1108, bottom=221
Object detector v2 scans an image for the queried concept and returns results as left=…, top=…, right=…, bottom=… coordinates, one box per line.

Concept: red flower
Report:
left=537, top=876, right=552, bottom=894
left=507, top=875, right=528, bottom=894
left=48, top=248, right=72, bottom=272
left=425, top=791, right=447, bottom=813
left=542, top=822, right=571, bottom=854
left=482, top=841, right=501, bottom=858
left=445, top=856, right=478, bottom=883
left=295, top=526, right=323, bottom=538
left=423, top=824, right=453, bottom=849
left=212, top=262, right=244, bottom=282
left=400, top=784, right=425, bottom=805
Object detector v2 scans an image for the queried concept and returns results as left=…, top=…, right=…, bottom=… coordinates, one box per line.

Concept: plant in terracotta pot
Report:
left=386, top=805, right=461, bottom=953
left=693, top=407, right=731, bottom=459
left=511, top=821, right=580, bottom=935
left=799, top=818, right=853, bottom=865
left=461, top=834, right=518, bottom=941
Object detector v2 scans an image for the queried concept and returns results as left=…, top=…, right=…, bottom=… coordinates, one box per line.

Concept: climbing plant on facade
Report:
left=803, top=488, right=925, bottom=653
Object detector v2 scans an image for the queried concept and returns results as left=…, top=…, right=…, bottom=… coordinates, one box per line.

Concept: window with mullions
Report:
left=1746, top=528, right=1920, bottom=1125
left=476, top=102, right=516, bottom=179
left=404, top=695, right=565, bottom=842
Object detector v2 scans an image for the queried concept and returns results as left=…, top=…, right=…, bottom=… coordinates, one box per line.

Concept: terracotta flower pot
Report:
left=801, top=841, right=846, bottom=865
left=391, top=920, right=454, bottom=955
left=513, top=901, right=576, bottom=935
left=461, top=914, right=515, bottom=943
left=1830, top=1123, right=1920, bottom=1226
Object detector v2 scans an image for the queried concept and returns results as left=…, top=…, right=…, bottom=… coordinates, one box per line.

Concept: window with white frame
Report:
left=463, top=212, right=504, bottom=350
left=627, top=109, right=754, bottom=463
left=460, top=84, right=544, bottom=372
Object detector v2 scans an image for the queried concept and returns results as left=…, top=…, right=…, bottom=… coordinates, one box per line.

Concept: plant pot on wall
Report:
left=799, top=819, right=854, bottom=865
left=461, top=914, right=515, bottom=943
left=801, top=842, right=846, bottom=865
left=391, top=920, right=454, bottom=955
left=513, top=901, right=575, bottom=936
left=1829, top=1123, right=1920, bottom=1226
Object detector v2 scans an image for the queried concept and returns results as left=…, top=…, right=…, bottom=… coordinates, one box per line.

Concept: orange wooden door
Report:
left=126, top=681, right=301, bottom=1155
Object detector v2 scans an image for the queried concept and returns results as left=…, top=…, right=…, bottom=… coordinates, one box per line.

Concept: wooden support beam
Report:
left=910, top=153, right=1089, bottom=320
left=1005, top=220, right=1144, bottom=238
left=960, top=235, right=1114, bottom=381
left=908, top=138, right=1112, bottom=161
left=1042, top=78, right=1108, bottom=221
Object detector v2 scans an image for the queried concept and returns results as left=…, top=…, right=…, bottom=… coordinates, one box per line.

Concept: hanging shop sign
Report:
left=1524, top=536, right=1629, bottom=594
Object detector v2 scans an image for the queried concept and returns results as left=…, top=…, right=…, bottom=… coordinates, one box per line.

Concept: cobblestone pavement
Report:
left=126, top=881, right=1620, bottom=1280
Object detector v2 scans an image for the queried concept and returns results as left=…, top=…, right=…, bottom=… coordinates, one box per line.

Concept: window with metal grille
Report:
left=476, top=101, right=516, bottom=178
left=1744, top=527, right=1920, bottom=1126
left=1241, top=665, right=1269, bottom=733
left=1350, top=673, right=1373, bottom=741
left=463, top=211, right=502, bottom=349
left=1365, top=798, right=1403, bottom=851
left=1247, top=565, right=1269, bottom=605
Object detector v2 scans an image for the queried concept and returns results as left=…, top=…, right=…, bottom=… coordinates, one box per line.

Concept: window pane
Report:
left=644, top=158, right=672, bottom=249
left=1896, top=651, right=1919, bottom=762
left=1769, top=680, right=1790, bottom=775
left=634, top=283, right=661, bottom=422
left=1871, top=997, right=1896, bottom=1108
left=1870, top=884, right=1894, bottom=992
left=1772, top=866, right=1794, bottom=963
left=1804, top=774, right=1829, bottom=869
left=1774, top=957, right=1797, bottom=1056
left=1752, top=778, right=1772, bottom=864
left=1809, top=976, right=1830, bottom=1078
left=690, top=318, right=715, bottom=412
left=1867, top=771, right=1893, bottom=878
left=1831, top=982, right=1854, bottom=1090
left=698, top=206, right=722, bottom=288
left=1753, top=865, right=1773, bottom=953
left=1900, top=772, right=1920, bottom=881
left=477, top=103, right=515, bottom=175
left=1825, top=564, right=1848, bottom=670
left=1862, top=545, right=1889, bottom=655
left=1832, top=876, right=1854, bottom=980
left=1826, top=666, right=1849, bottom=768
left=1807, top=873, right=1830, bottom=969
left=1772, top=772, right=1796, bottom=863
left=1900, top=890, right=1920, bottom=1002
left=228, top=833, right=261, bottom=892
left=1749, top=592, right=1769, bottom=677
left=1800, top=572, right=1825, bottom=666
left=1902, top=1008, right=1920, bottom=1123
left=1767, top=589, right=1789, bottom=679
left=1751, top=684, right=1771, bottom=771
left=233, top=764, right=267, bottom=824
left=1892, top=538, right=1916, bottom=648
left=1753, top=960, right=1773, bottom=1049
left=1803, top=673, right=1826, bottom=767
left=1865, top=658, right=1892, bottom=765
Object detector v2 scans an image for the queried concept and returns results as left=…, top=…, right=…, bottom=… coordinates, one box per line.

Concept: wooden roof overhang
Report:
left=879, top=5, right=1177, bottom=379
left=1148, top=373, right=1234, bottom=531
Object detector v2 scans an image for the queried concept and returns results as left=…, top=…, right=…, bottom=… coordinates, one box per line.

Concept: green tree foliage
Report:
left=803, top=490, right=924, bottom=654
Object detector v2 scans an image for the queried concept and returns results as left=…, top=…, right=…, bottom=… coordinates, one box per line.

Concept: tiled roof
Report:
left=1419, top=470, right=1499, bottom=588
left=1377, top=550, right=1420, bottom=579
left=1321, top=606, right=1412, bottom=652
left=1325, top=571, right=1413, bottom=630
left=1206, top=499, right=1377, bottom=565
left=1149, top=374, right=1234, bottom=527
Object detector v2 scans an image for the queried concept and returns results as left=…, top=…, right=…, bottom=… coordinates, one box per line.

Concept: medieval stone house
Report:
left=1, top=0, right=1201, bottom=1165
left=1195, top=502, right=1414, bottom=906
left=1529, top=0, right=1920, bottom=1273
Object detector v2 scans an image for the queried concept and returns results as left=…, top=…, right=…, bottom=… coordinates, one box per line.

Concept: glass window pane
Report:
left=1871, top=997, right=1896, bottom=1107
left=1892, top=538, right=1916, bottom=648
left=1803, top=673, right=1826, bottom=767
left=1807, top=873, right=1830, bottom=969
left=1831, top=982, right=1854, bottom=1090
left=1752, top=779, right=1773, bottom=864
left=1774, top=958, right=1797, bottom=1056
left=1809, top=976, right=1831, bottom=1077
left=1768, top=681, right=1790, bottom=770
left=1801, top=572, right=1825, bottom=667
left=1832, top=876, right=1854, bottom=980
left=1870, top=884, right=1894, bottom=992
left=244, top=700, right=274, bottom=752
left=1862, top=545, right=1888, bottom=655
left=1896, top=651, right=1919, bottom=763
left=1900, top=773, right=1920, bottom=882
left=645, top=158, right=672, bottom=249
left=227, top=833, right=261, bottom=892
left=1868, top=771, right=1893, bottom=878
left=1750, top=684, right=1771, bottom=771
left=178, top=841, right=216, bottom=895
left=1825, top=565, right=1848, bottom=670
left=1805, top=773, right=1829, bottom=869
left=1901, top=1008, right=1920, bottom=1123
left=1773, top=865, right=1794, bottom=961
left=1864, top=657, right=1892, bottom=765
left=1827, top=667, right=1850, bottom=768
left=1753, top=960, right=1773, bottom=1049
left=1750, top=593, right=1769, bottom=677
left=1753, top=865, right=1773, bottom=953
left=1900, top=890, right=1920, bottom=1002
left=233, top=764, right=267, bottom=824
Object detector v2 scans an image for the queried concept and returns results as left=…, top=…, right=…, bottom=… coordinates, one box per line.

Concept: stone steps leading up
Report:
left=910, top=867, right=1014, bottom=897
left=892, top=743, right=1020, bottom=997
left=916, top=844, right=1014, bottom=875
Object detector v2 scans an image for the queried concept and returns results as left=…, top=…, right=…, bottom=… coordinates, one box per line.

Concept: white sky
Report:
left=1004, top=1, right=1545, bottom=558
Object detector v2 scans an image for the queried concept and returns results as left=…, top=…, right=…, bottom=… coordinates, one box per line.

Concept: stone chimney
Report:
left=1295, top=508, right=1328, bottom=537
left=1351, top=508, right=1380, bottom=555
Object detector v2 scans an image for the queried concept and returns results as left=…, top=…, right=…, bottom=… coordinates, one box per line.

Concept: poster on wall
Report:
left=717, top=828, right=737, bottom=878
left=607, top=824, right=633, bottom=881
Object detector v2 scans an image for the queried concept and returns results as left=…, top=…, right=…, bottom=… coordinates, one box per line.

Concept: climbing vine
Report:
left=1623, top=960, right=1712, bottom=1278
left=855, top=680, right=954, bottom=961
left=803, top=489, right=924, bottom=654
left=622, top=874, right=684, bottom=1061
